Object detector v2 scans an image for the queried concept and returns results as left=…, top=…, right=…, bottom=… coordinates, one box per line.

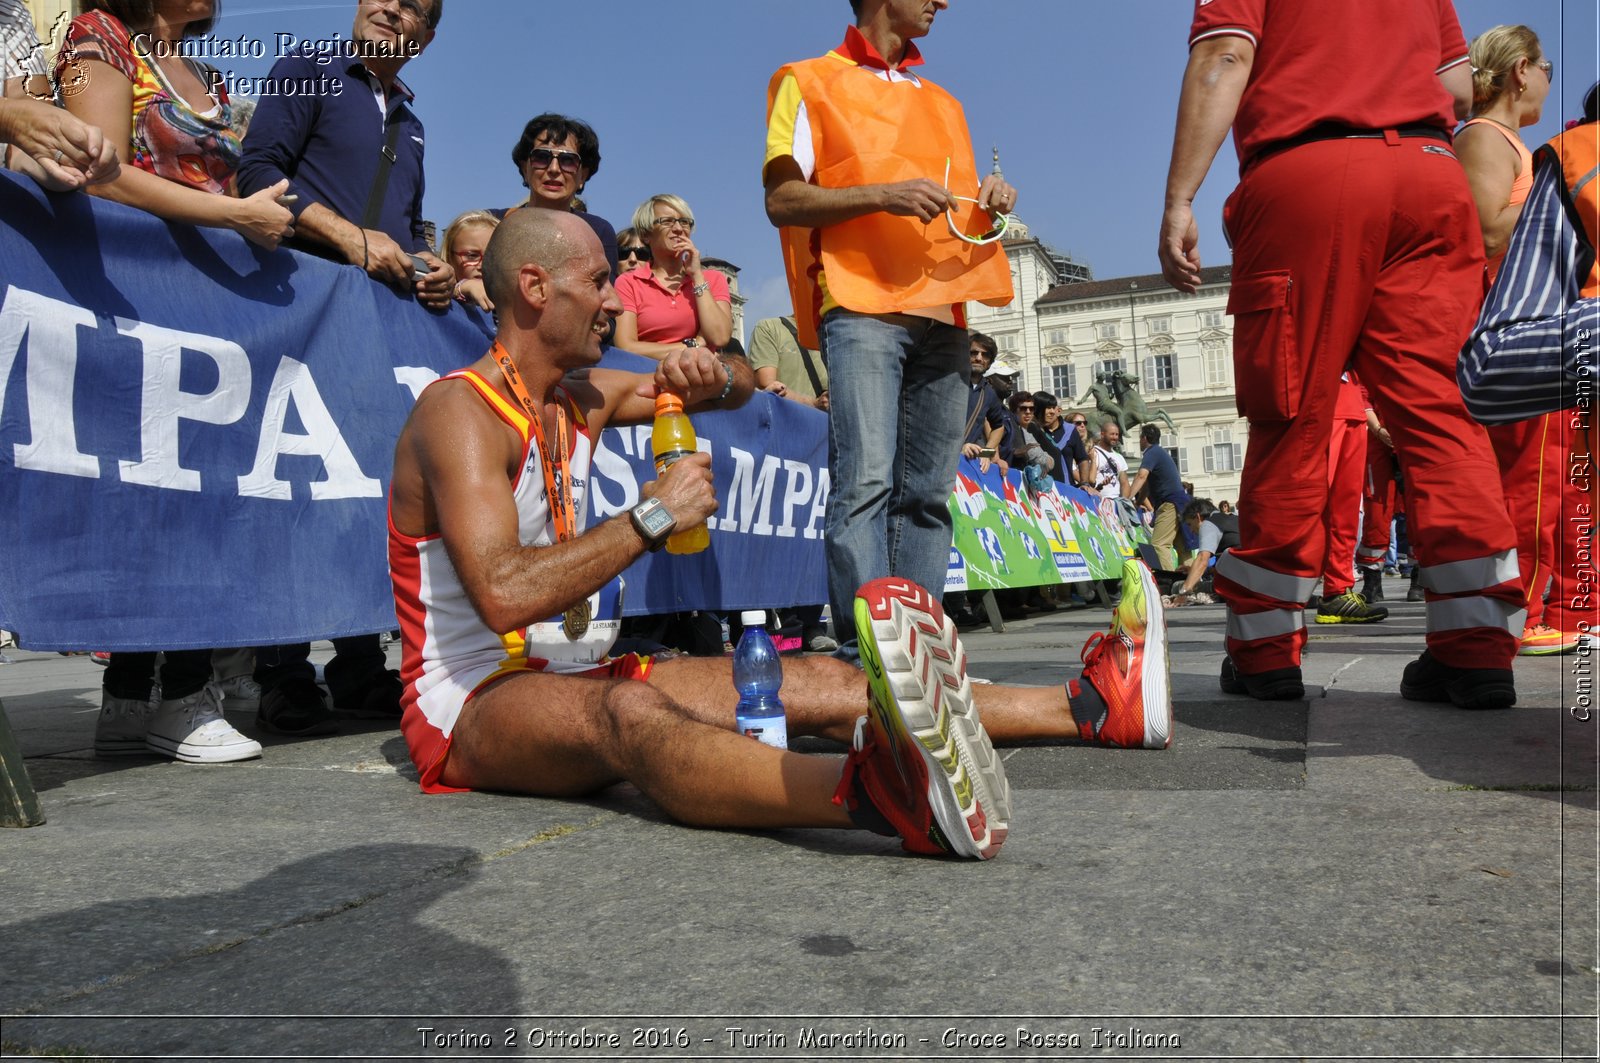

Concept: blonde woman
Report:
left=613, top=194, right=732, bottom=359
left=443, top=209, right=498, bottom=310
left=1458, top=24, right=1550, bottom=272
left=1463, top=26, right=1568, bottom=656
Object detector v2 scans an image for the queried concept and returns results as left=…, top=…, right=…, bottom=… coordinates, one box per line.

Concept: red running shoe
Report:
left=834, top=577, right=1011, bottom=859
left=1075, top=558, right=1173, bottom=749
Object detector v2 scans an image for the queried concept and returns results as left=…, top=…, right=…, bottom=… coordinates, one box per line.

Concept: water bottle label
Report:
left=736, top=717, right=788, bottom=750
left=654, top=448, right=692, bottom=476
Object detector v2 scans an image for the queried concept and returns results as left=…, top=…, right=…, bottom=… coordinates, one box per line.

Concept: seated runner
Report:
left=387, top=209, right=1174, bottom=860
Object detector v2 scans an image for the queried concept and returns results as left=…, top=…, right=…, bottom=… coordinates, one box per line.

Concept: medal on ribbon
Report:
left=562, top=599, right=592, bottom=640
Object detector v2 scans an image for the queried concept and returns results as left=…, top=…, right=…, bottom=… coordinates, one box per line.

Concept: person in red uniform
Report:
left=1315, top=375, right=1387, bottom=624
left=1158, top=0, right=1523, bottom=708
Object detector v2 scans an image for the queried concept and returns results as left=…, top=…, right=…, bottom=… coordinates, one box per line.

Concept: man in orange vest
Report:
left=763, top=0, right=1016, bottom=664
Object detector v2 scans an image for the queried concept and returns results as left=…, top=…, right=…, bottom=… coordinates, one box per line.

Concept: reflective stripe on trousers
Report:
left=1417, top=550, right=1519, bottom=595
left=1227, top=607, right=1306, bottom=643
left=1216, top=552, right=1319, bottom=606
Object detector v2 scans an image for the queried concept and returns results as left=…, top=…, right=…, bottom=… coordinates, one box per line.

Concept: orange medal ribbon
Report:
left=492, top=343, right=588, bottom=638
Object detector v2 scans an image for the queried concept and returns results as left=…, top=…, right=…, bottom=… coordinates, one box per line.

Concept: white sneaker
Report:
left=145, top=684, right=262, bottom=763
left=94, top=692, right=155, bottom=757
left=214, top=673, right=262, bottom=712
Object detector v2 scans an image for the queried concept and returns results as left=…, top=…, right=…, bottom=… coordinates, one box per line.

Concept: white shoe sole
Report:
left=1122, top=560, right=1173, bottom=749
left=856, top=579, right=1011, bottom=858
left=145, top=734, right=262, bottom=763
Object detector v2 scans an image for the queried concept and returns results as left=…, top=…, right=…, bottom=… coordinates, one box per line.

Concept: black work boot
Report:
left=1361, top=566, right=1384, bottom=602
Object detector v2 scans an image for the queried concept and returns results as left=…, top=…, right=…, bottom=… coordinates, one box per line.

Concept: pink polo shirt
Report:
left=614, top=265, right=731, bottom=344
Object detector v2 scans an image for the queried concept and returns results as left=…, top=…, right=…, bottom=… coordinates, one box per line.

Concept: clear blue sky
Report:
left=219, top=1, right=1597, bottom=335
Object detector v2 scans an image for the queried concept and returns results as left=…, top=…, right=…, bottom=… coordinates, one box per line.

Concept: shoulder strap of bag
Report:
left=361, top=113, right=405, bottom=231
left=780, top=317, right=826, bottom=397
left=962, top=388, right=986, bottom=442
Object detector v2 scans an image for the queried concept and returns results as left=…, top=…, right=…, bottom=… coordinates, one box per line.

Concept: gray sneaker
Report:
left=214, top=673, right=262, bottom=713
left=145, top=684, right=263, bottom=763
left=94, top=691, right=155, bottom=757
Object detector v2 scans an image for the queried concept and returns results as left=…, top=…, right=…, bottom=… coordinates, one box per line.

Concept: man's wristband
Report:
left=715, top=358, right=735, bottom=404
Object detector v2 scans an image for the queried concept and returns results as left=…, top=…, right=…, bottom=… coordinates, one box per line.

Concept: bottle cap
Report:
left=739, top=610, right=767, bottom=626
left=654, top=392, right=684, bottom=415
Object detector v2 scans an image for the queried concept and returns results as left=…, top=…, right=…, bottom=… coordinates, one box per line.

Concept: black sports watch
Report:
left=630, top=497, right=677, bottom=551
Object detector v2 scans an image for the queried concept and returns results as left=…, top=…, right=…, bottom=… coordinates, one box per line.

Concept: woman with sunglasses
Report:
left=506, top=113, right=618, bottom=276
left=615, top=227, right=650, bottom=275
left=442, top=209, right=497, bottom=311
left=613, top=194, right=733, bottom=359
left=1459, top=26, right=1549, bottom=270
left=1460, top=27, right=1566, bottom=657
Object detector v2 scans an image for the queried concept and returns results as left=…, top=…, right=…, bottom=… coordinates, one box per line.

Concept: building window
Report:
left=1097, top=322, right=1120, bottom=341
left=1047, top=363, right=1075, bottom=400
left=998, top=333, right=1019, bottom=352
left=1201, top=310, right=1224, bottom=328
left=1094, top=357, right=1125, bottom=382
left=1175, top=447, right=1189, bottom=476
left=1148, top=316, right=1171, bottom=336
left=1048, top=329, right=1066, bottom=346
left=1203, top=425, right=1244, bottom=473
left=1203, top=340, right=1229, bottom=387
left=1143, top=354, right=1176, bottom=392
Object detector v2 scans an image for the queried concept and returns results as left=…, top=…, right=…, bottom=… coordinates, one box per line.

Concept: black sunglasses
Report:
left=619, top=245, right=651, bottom=261
left=527, top=147, right=582, bottom=173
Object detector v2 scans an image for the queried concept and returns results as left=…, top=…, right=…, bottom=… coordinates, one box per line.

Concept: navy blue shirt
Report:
left=1050, top=424, right=1089, bottom=485
left=1139, top=444, right=1190, bottom=509
left=238, top=54, right=428, bottom=253
left=965, top=382, right=1008, bottom=447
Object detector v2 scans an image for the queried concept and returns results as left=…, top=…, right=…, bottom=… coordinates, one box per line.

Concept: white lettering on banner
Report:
left=116, top=318, right=251, bottom=492
left=238, top=357, right=382, bottom=501
left=807, top=467, right=829, bottom=540
left=777, top=459, right=813, bottom=539
left=392, top=366, right=439, bottom=403
left=0, top=286, right=100, bottom=478
left=590, top=424, right=647, bottom=518
left=722, top=448, right=781, bottom=535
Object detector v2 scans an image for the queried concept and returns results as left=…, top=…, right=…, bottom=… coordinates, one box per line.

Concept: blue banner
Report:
left=1, top=175, right=1142, bottom=652
left=0, top=174, right=826, bottom=650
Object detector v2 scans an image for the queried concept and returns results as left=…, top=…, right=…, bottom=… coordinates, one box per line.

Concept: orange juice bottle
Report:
left=652, top=392, right=710, bottom=554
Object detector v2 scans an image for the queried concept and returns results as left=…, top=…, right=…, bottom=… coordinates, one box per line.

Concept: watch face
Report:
left=637, top=501, right=675, bottom=540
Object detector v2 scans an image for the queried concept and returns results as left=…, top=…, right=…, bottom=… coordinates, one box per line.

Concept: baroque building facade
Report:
left=967, top=219, right=1245, bottom=505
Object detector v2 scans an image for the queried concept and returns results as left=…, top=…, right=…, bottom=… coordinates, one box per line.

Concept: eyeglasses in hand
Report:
left=943, top=157, right=1009, bottom=245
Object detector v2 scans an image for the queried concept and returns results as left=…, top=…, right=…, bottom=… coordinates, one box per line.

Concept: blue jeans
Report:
left=819, top=310, right=968, bottom=660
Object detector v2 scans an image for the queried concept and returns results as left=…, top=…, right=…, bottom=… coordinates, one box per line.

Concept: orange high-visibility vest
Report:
left=767, top=56, right=1013, bottom=349
left=1548, top=122, right=1600, bottom=298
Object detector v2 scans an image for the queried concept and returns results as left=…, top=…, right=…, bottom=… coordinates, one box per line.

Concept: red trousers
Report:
left=1322, top=415, right=1366, bottom=596
left=1357, top=441, right=1396, bottom=569
left=1492, top=411, right=1596, bottom=634
left=1214, top=135, right=1522, bottom=674
left=1489, top=413, right=1562, bottom=628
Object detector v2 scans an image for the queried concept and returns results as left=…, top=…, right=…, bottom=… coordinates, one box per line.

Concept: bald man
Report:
left=387, top=210, right=1173, bottom=859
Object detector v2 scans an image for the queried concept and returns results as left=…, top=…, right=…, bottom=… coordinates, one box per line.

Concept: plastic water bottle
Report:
left=733, top=610, right=787, bottom=749
left=651, top=392, right=710, bottom=554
